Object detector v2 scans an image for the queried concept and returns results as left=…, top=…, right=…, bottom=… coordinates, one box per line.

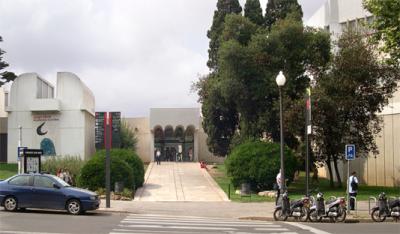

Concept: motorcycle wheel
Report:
left=336, top=207, right=347, bottom=222
left=299, top=207, right=309, bottom=222
left=309, top=209, right=322, bottom=222
left=371, top=209, right=386, bottom=222
left=273, top=207, right=288, bottom=221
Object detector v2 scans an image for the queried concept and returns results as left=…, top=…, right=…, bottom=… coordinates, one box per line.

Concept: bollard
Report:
left=228, top=184, right=231, bottom=200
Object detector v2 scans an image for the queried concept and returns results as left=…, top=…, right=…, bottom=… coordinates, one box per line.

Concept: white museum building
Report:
left=5, top=72, right=95, bottom=162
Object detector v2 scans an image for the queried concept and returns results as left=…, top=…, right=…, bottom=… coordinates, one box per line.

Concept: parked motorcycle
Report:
left=309, top=192, right=347, bottom=222
left=273, top=192, right=310, bottom=222
left=371, top=192, right=400, bottom=222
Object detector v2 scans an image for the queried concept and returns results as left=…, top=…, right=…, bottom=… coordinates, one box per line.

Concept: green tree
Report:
left=264, top=0, right=303, bottom=30
left=194, top=74, right=238, bottom=156
left=207, top=0, right=242, bottom=70
left=244, top=0, right=264, bottom=26
left=0, top=36, right=16, bottom=87
left=196, top=8, right=330, bottom=157
left=313, top=28, right=400, bottom=187
left=363, top=0, right=400, bottom=64
left=120, top=120, right=138, bottom=151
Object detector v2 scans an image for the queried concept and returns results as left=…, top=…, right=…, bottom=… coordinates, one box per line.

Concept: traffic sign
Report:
left=345, top=144, right=356, bottom=160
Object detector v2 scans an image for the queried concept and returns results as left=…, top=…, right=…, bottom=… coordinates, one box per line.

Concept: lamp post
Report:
left=276, top=71, right=286, bottom=192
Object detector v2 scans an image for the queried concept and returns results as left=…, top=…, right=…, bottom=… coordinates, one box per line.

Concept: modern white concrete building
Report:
left=6, top=72, right=95, bottom=162
left=307, top=0, right=400, bottom=187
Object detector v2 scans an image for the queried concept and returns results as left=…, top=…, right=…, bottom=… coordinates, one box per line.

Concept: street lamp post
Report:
left=276, top=71, right=286, bottom=192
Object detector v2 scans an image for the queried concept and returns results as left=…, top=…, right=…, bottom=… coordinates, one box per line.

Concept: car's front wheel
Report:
left=66, top=199, right=82, bottom=215
left=4, top=196, right=18, bottom=212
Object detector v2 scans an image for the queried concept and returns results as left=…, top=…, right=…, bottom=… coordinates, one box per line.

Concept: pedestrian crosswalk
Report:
left=109, top=214, right=301, bottom=234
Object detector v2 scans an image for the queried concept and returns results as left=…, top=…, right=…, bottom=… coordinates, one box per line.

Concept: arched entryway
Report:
left=153, top=125, right=195, bottom=162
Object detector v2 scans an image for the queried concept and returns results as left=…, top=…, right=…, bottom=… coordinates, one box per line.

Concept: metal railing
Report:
left=368, top=196, right=377, bottom=214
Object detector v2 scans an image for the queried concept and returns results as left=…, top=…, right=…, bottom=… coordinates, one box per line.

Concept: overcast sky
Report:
left=0, top=0, right=326, bottom=117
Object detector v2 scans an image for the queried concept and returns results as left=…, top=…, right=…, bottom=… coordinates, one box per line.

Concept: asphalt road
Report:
left=0, top=209, right=399, bottom=234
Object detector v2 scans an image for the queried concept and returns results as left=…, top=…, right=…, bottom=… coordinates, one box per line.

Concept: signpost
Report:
left=345, top=144, right=356, bottom=213
left=23, top=149, right=43, bottom=173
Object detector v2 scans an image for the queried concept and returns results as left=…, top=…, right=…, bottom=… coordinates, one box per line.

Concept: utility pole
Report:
left=105, top=112, right=111, bottom=208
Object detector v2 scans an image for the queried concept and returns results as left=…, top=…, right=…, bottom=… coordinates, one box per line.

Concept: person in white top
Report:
left=275, top=170, right=282, bottom=205
left=348, top=171, right=359, bottom=210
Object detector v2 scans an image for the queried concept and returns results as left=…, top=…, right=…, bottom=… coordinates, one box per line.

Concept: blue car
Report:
left=0, top=173, right=100, bottom=215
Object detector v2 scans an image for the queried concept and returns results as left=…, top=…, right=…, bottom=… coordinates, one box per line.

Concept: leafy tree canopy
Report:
left=363, top=0, right=400, bottom=64
left=244, top=0, right=264, bottom=26
left=265, top=0, right=303, bottom=30
left=0, top=36, right=16, bottom=87
left=207, top=0, right=242, bottom=70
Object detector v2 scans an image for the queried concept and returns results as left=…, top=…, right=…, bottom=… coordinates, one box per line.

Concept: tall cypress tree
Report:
left=244, top=0, right=264, bottom=26
left=265, top=0, right=303, bottom=30
left=207, top=0, right=242, bottom=70
left=0, top=36, right=16, bottom=87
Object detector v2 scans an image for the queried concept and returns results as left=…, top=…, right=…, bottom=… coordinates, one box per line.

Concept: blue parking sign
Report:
left=345, top=144, right=355, bottom=160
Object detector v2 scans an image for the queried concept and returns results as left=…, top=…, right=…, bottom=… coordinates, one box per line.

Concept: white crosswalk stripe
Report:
left=109, top=214, right=298, bottom=234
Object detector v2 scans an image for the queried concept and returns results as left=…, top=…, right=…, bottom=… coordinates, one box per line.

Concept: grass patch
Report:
left=209, top=164, right=400, bottom=202
left=0, top=163, right=18, bottom=180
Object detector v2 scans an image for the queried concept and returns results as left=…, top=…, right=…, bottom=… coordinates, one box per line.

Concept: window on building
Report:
left=36, top=78, right=54, bottom=99
left=4, top=92, right=8, bottom=107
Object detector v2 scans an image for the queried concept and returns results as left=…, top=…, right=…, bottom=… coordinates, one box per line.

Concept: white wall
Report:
left=7, top=72, right=95, bottom=162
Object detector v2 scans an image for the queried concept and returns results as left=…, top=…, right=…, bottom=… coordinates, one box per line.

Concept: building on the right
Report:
left=306, top=0, right=400, bottom=187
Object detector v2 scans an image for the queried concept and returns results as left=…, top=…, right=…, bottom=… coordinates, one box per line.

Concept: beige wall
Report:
left=318, top=83, right=400, bottom=187
left=123, top=117, right=151, bottom=162
left=198, top=124, right=225, bottom=163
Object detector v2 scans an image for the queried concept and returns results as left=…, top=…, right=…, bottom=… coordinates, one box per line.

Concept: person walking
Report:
left=156, top=149, right=161, bottom=165
left=348, top=171, right=359, bottom=210
left=275, top=169, right=282, bottom=205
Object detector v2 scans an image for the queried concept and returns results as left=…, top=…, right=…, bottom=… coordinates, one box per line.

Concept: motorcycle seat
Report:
left=325, top=200, right=336, bottom=205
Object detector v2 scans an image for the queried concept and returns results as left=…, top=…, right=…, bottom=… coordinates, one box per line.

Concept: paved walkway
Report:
left=134, top=162, right=229, bottom=202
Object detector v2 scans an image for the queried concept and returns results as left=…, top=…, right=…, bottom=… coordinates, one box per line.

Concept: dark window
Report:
left=34, top=176, right=54, bottom=188
left=9, top=175, right=31, bottom=186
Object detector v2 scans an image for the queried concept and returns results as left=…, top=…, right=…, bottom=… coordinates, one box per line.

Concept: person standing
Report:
left=348, top=171, right=359, bottom=210
left=275, top=169, right=282, bottom=205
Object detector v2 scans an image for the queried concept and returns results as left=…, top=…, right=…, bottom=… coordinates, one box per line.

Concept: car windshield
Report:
left=48, top=174, right=71, bottom=187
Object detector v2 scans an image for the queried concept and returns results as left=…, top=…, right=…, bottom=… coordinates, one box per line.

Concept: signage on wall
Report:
left=33, top=114, right=59, bottom=122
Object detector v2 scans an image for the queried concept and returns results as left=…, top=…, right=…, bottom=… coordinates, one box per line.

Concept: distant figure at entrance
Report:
left=156, top=149, right=161, bottom=165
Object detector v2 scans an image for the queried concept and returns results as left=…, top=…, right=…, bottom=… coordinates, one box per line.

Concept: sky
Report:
left=0, top=0, right=326, bottom=117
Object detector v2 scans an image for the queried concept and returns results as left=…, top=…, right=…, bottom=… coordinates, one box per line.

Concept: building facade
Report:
left=124, top=108, right=224, bottom=163
left=307, top=0, right=400, bottom=187
left=6, top=72, right=95, bottom=162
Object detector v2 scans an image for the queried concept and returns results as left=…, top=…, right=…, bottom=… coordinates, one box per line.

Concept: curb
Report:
left=239, top=216, right=379, bottom=223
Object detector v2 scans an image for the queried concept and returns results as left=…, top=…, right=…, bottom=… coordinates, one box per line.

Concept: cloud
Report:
left=0, top=0, right=324, bottom=116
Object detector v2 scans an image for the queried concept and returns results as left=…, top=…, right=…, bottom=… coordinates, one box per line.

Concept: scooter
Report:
left=371, top=192, right=400, bottom=222
left=273, top=192, right=310, bottom=222
left=309, top=192, right=347, bottom=222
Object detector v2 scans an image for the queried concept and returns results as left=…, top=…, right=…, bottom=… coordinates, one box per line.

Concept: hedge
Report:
left=225, top=140, right=297, bottom=191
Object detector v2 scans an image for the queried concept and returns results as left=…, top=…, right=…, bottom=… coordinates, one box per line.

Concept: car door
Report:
left=7, top=175, right=34, bottom=208
left=32, top=175, right=65, bottom=209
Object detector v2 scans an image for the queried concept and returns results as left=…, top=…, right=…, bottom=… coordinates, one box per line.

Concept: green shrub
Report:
left=78, top=154, right=134, bottom=191
left=90, top=149, right=144, bottom=188
left=109, top=149, right=144, bottom=188
left=42, top=156, right=84, bottom=185
left=225, top=140, right=297, bottom=191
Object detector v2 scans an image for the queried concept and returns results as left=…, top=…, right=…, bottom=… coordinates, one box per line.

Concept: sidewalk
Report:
left=134, top=162, right=229, bottom=201
left=99, top=199, right=373, bottom=221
